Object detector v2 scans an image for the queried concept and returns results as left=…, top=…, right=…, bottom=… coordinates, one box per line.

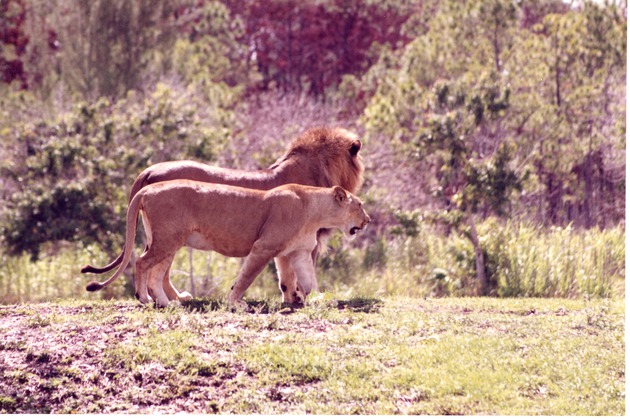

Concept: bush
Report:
left=0, top=82, right=234, bottom=260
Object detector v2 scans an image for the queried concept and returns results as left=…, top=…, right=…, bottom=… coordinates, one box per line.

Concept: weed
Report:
left=25, top=350, right=52, bottom=364
left=0, top=396, right=17, bottom=412
left=0, top=340, right=26, bottom=351
left=27, top=314, right=52, bottom=328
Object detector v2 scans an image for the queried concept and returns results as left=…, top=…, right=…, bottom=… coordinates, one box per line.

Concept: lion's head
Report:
left=270, top=127, right=364, bottom=194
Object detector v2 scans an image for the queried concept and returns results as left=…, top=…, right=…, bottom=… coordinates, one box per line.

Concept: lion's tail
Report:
left=80, top=249, right=125, bottom=274
left=85, top=192, right=143, bottom=292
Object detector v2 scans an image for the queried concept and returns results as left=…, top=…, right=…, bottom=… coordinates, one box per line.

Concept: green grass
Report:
left=0, top=223, right=624, bottom=304
left=0, top=297, right=624, bottom=414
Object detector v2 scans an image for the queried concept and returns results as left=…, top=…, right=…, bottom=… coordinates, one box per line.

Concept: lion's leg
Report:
left=228, top=242, right=278, bottom=309
left=162, top=267, right=193, bottom=302
left=310, top=243, right=320, bottom=293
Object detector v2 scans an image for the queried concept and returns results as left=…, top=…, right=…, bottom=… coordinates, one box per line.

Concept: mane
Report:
left=270, top=127, right=365, bottom=194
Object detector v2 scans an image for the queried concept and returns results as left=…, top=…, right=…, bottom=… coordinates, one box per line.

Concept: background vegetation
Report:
left=0, top=0, right=625, bottom=303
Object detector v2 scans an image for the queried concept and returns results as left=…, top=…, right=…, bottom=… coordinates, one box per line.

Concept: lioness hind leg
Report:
left=162, top=269, right=193, bottom=302
left=146, top=256, right=175, bottom=308
left=135, top=256, right=152, bottom=305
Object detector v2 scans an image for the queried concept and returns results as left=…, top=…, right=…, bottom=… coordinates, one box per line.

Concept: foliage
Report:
left=2, top=220, right=622, bottom=304
left=42, top=0, right=184, bottom=100
left=222, top=0, right=416, bottom=98
left=362, top=0, right=625, bottom=228
left=0, top=0, right=625, bottom=300
left=325, top=217, right=624, bottom=300
left=0, top=0, right=30, bottom=88
left=0, top=82, right=233, bottom=258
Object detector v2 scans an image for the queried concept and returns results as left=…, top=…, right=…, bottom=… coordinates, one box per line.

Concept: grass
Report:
left=0, top=223, right=624, bottom=304
left=0, top=296, right=624, bottom=414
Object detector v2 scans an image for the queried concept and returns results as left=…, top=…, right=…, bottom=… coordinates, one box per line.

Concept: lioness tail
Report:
left=84, top=192, right=142, bottom=292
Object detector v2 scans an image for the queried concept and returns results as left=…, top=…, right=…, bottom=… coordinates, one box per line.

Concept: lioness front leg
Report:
left=289, top=250, right=317, bottom=298
left=275, top=256, right=305, bottom=305
left=228, top=242, right=278, bottom=309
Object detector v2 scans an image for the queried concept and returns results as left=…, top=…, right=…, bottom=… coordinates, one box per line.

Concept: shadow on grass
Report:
left=180, top=296, right=383, bottom=314
left=336, top=297, right=384, bottom=313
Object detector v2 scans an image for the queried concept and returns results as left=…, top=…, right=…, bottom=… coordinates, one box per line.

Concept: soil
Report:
left=0, top=298, right=381, bottom=414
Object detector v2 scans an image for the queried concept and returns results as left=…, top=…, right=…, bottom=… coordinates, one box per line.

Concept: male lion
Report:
left=81, top=127, right=364, bottom=304
left=85, top=182, right=370, bottom=308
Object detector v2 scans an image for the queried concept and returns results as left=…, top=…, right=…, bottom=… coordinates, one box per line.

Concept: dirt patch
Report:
left=0, top=298, right=382, bottom=414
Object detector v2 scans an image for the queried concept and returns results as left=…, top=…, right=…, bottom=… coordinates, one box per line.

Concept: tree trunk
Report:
left=467, top=212, right=487, bottom=296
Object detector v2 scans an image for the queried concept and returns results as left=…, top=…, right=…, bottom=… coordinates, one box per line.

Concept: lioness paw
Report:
left=178, top=291, right=193, bottom=302
left=293, top=291, right=305, bottom=304
left=229, top=299, right=249, bottom=311
left=228, top=291, right=249, bottom=311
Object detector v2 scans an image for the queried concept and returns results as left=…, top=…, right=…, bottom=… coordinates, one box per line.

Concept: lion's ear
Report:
left=349, top=140, right=361, bottom=156
left=333, top=186, right=347, bottom=205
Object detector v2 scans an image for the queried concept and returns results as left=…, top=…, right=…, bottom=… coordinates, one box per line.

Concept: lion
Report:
left=81, top=127, right=364, bottom=304
left=85, top=182, right=370, bottom=308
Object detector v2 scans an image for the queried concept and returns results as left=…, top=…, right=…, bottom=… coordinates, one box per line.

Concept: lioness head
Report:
left=332, top=186, right=370, bottom=237
left=272, top=127, right=364, bottom=194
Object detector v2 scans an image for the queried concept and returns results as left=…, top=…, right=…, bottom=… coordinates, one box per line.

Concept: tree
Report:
left=45, top=0, right=183, bottom=100
left=507, top=0, right=626, bottom=227
left=362, top=0, right=535, bottom=294
left=364, top=0, right=625, bottom=226
left=412, top=76, right=522, bottom=295
left=0, top=0, right=29, bottom=88
left=222, top=0, right=415, bottom=98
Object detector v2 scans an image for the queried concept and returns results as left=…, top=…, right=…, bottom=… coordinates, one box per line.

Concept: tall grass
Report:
left=491, top=222, right=625, bottom=298
left=0, top=243, right=277, bottom=304
left=0, top=221, right=624, bottom=304
left=319, top=220, right=625, bottom=300
left=0, top=244, right=130, bottom=304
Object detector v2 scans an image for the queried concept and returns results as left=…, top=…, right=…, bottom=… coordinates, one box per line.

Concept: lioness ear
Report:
left=349, top=140, right=361, bottom=156
left=333, top=186, right=347, bottom=205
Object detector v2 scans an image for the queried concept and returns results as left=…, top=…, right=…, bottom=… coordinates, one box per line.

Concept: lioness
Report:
left=85, top=182, right=370, bottom=308
left=82, top=127, right=364, bottom=304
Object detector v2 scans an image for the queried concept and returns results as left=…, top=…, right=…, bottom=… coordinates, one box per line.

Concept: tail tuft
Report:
left=86, top=281, right=103, bottom=292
